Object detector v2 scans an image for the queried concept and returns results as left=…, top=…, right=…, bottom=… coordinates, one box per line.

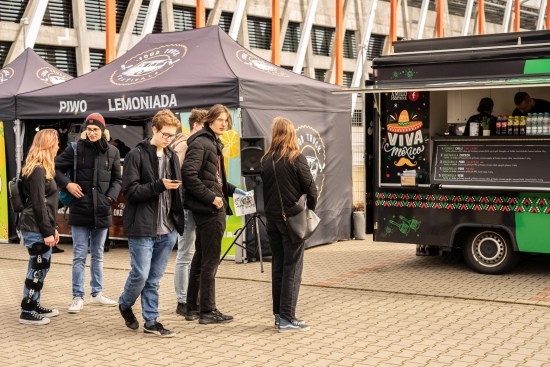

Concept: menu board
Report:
left=432, top=140, right=550, bottom=188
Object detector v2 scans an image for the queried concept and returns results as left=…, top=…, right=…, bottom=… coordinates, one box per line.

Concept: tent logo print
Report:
left=236, top=50, right=288, bottom=77
left=37, top=67, right=70, bottom=86
left=297, top=125, right=326, bottom=199
left=110, top=44, right=187, bottom=86
left=0, top=67, right=14, bottom=85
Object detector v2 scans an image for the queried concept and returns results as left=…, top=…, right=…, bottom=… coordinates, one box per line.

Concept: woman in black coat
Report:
left=260, top=117, right=317, bottom=333
left=19, top=129, right=60, bottom=325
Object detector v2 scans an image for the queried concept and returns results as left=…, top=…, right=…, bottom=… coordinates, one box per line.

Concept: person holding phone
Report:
left=118, top=109, right=185, bottom=337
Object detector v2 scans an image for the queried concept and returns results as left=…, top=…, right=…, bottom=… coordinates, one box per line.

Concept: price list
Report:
left=432, top=142, right=550, bottom=188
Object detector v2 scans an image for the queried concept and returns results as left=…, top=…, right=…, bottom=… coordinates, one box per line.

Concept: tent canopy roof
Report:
left=17, top=26, right=349, bottom=119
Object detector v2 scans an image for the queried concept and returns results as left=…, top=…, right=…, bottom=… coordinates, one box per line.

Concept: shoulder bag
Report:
left=272, top=156, right=320, bottom=244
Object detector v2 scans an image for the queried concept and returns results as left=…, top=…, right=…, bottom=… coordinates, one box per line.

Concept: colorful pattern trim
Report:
left=375, top=192, right=550, bottom=214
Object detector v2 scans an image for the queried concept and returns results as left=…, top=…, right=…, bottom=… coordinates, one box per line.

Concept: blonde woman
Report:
left=260, top=117, right=317, bottom=332
left=19, top=129, right=60, bottom=325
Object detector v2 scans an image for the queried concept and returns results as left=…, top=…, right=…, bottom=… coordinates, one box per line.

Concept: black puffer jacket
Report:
left=261, top=152, right=317, bottom=222
left=182, top=127, right=236, bottom=215
left=55, top=140, right=122, bottom=228
left=21, top=166, right=58, bottom=237
left=122, top=139, right=184, bottom=236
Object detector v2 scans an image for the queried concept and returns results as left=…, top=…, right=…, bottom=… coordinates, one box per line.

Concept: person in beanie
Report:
left=55, top=112, right=122, bottom=314
left=118, top=109, right=184, bottom=337
left=171, top=108, right=207, bottom=317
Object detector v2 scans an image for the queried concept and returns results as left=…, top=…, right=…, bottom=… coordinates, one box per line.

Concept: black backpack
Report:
left=8, top=176, right=26, bottom=213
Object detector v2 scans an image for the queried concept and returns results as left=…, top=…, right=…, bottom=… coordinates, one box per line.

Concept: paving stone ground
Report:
left=1, top=236, right=549, bottom=367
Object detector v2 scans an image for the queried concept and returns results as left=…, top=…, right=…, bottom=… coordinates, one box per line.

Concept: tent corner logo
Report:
left=296, top=125, right=326, bottom=198
left=0, top=67, right=15, bottom=85
left=236, top=50, right=288, bottom=77
left=110, top=44, right=187, bottom=86
left=37, top=67, right=70, bottom=86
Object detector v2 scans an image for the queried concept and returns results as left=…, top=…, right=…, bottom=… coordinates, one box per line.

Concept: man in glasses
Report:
left=118, top=109, right=185, bottom=338
left=55, top=112, right=122, bottom=314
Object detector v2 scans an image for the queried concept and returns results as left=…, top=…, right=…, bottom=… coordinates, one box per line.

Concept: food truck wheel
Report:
left=463, top=229, right=519, bottom=275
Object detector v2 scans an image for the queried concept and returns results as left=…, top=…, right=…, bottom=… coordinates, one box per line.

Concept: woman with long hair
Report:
left=19, top=129, right=60, bottom=325
left=260, top=117, right=317, bottom=332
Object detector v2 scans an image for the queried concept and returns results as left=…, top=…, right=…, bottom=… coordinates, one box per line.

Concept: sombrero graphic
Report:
left=387, top=110, right=423, bottom=133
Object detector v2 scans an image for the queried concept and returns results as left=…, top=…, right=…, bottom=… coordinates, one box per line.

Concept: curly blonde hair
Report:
left=22, top=129, right=58, bottom=180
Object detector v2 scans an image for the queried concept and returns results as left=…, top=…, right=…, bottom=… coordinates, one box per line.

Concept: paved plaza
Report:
left=1, top=236, right=550, bottom=366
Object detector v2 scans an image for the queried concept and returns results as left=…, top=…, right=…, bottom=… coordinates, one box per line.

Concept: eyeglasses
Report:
left=158, top=131, right=176, bottom=140
left=86, top=128, right=102, bottom=134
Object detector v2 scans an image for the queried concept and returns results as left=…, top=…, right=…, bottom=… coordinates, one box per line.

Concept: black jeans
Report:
left=186, top=211, right=226, bottom=313
left=266, top=219, right=305, bottom=322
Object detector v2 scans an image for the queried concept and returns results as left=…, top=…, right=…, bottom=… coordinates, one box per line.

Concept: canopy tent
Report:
left=16, top=26, right=352, bottom=247
left=0, top=48, right=72, bottom=242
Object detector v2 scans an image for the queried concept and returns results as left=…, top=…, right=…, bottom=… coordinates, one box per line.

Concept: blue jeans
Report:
left=71, top=226, right=108, bottom=298
left=174, top=209, right=196, bottom=304
left=119, top=232, right=177, bottom=322
left=22, top=231, right=52, bottom=306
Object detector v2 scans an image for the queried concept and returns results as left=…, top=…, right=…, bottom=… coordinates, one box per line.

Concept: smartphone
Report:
left=171, top=180, right=182, bottom=183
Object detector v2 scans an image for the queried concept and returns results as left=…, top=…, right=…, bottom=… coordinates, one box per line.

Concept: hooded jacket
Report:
left=55, top=139, right=122, bottom=228
left=182, top=127, right=236, bottom=215
left=170, top=132, right=190, bottom=169
left=122, top=139, right=184, bottom=236
left=21, top=166, right=58, bottom=237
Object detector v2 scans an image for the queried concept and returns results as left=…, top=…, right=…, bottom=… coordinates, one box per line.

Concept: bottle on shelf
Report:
left=495, top=115, right=502, bottom=135
left=513, top=116, right=520, bottom=135
left=519, top=116, right=526, bottom=135
left=537, top=113, right=544, bottom=135
left=543, top=113, right=550, bottom=135
left=526, top=114, right=532, bottom=135
left=501, top=115, right=508, bottom=136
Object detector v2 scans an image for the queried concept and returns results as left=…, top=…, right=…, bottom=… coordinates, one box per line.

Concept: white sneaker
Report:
left=68, top=297, right=84, bottom=313
left=90, top=292, right=118, bottom=307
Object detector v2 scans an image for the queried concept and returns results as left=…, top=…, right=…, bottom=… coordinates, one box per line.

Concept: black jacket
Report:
left=21, top=166, right=58, bottom=237
left=182, top=127, right=236, bottom=215
left=122, top=139, right=184, bottom=236
left=55, top=140, right=122, bottom=228
left=261, top=152, right=317, bottom=222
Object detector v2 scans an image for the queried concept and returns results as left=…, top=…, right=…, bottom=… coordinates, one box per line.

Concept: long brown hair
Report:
left=203, top=104, right=233, bottom=129
left=22, top=129, right=58, bottom=180
left=262, top=117, right=300, bottom=164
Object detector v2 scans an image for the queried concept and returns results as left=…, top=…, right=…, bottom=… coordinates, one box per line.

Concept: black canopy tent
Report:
left=16, top=26, right=353, bottom=247
left=0, top=48, right=72, bottom=241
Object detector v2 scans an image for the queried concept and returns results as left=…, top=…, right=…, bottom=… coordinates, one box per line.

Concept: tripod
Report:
left=219, top=176, right=266, bottom=272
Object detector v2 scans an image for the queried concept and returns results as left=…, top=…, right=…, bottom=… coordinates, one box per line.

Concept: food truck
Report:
left=341, top=30, right=550, bottom=274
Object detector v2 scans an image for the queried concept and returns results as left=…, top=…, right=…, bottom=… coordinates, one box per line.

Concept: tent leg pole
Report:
left=15, top=119, right=22, bottom=177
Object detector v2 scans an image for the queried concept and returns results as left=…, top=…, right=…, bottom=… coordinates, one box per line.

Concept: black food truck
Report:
left=338, top=30, right=550, bottom=274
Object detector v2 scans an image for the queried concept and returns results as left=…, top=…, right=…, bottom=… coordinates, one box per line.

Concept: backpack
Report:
left=8, top=176, right=26, bottom=213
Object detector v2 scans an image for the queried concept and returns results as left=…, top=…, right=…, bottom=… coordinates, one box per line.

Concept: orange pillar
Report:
left=271, top=0, right=280, bottom=65
left=389, top=0, right=397, bottom=52
left=335, top=0, right=343, bottom=85
left=196, top=0, right=205, bottom=28
left=105, top=0, right=116, bottom=63
left=436, top=0, right=443, bottom=37
left=547, top=0, right=550, bottom=30
left=478, top=0, right=485, bottom=34
left=514, top=0, right=520, bottom=32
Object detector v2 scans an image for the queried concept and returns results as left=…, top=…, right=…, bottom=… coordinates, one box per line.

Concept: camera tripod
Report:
left=219, top=176, right=266, bottom=272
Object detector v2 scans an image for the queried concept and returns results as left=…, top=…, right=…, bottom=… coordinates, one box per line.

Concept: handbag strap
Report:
left=271, top=154, right=287, bottom=221
left=71, top=141, right=77, bottom=182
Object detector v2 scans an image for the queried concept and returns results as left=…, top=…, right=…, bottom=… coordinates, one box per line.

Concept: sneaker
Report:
left=278, top=318, right=310, bottom=333
left=185, top=309, right=200, bottom=321
left=119, top=305, right=139, bottom=330
left=68, top=297, right=84, bottom=314
left=144, top=322, right=176, bottom=338
left=274, top=314, right=280, bottom=329
left=19, top=311, right=50, bottom=325
left=90, top=292, right=118, bottom=307
left=35, top=302, right=59, bottom=317
left=176, top=302, right=187, bottom=316
left=199, top=309, right=233, bottom=324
